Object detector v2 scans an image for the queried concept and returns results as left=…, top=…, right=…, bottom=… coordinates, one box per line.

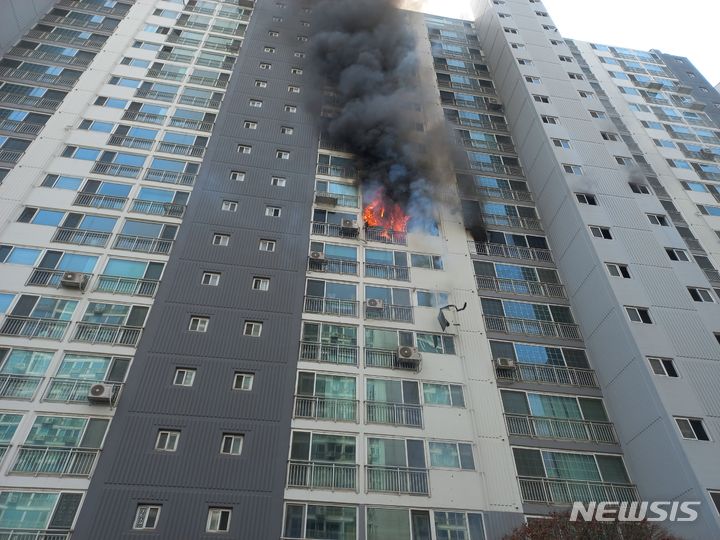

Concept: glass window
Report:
left=55, top=354, right=111, bottom=380
left=0, top=492, right=59, bottom=530
left=2, top=247, right=41, bottom=265
left=31, top=298, right=77, bottom=320
left=0, top=414, right=22, bottom=443
left=0, top=294, right=13, bottom=314
left=0, top=349, right=52, bottom=376
left=26, top=416, right=87, bottom=446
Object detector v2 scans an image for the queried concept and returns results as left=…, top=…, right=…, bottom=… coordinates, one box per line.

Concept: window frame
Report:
left=155, top=429, right=180, bottom=451
left=189, top=316, right=209, bottom=332
left=173, top=368, right=196, bottom=387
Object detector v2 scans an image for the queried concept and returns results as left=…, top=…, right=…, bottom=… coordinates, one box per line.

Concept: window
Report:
left=174, top=368, right=196, bottom=386
left=243, top=121, right=257, bottom=130
left=626, top=306, right=652, bottom=324
left=156, top=430, right=179, bottom=451
left=255, top=80, right=267, bottom=88
left=629, top=103, right=651, bottom=113
left=533, top=95, right=549, bottom=103
left=249, top=99, right=263, bottom=108
left=590, top=226, right=612, bottom=239
left=291, top=68, right=303, bottom=75
left=134, top=505, right=161, bottom=530
left=284, top=105, right=297, bottom=113
left=578, top=90, right=594, bottom=99
left=244, top=321, right=262, bottom=336
left=259, top=63, right=271, bottom=70
left=517, top=58, right=533, bottom=66
left=563, top=164, right=583, bottom=175
left=423, top=383, right=465, bottom=407
left=276, top=150, right=290, bottom=159
left=288, top=85, right=300, bottom=94
left=525, top=76, right=541, bottom=84
left=78, top=119, right=114, bottom=133
left=601, top=132, right=619, bottom=142
left=510, top=42, right=525, bottom=49
left=648, top=357, right=678, bottom=377
left=559, top=55, right=573, bottom=62
left=233, top=372, right=254, bottom=390
left=252, top=277, right=270, bottom=291
left=629, top=183, right=650, bottom=194
left=676, top=418, right=710, bottom=441
left=541, top=115, right=558, bottom=125
left=265, top=206, right=281, bottom=217
left=222, top=201, right=238, bottom=212
left=294, top=51, right=306, bottom=59
left=271, top=176, right=287, bottom=187
left=429, top=441, right=475, bottom=470
left=189, top=316, right=209, bottom=332
left=281, top=126, right=294, bottom=135
left=268, top=30, right=279, bottom=37
left=207, top=508, right=231, bottom=533
left=237, top=144, right=252, bottom=154
left=263, top=46, right=275, bottom=53
left=230, top=171, right=245, bottom=182
left=589, top=110, right=606, bottom=119
left=568, top=72, right=583, bottom=80
left=606, top=263, right=630, bottom=278
left=688, top=287, right=714, bottom=303
left=503, top=27, right=518, bottom=35
left=202, top=272, right=221, bottom=286
left=410, top=254, right=444, bottom=270
left=615, top=156, right=634, bottom=166
left=213, top=234, right=229, bottom=246
left=552, top=138, right=570, bottom=149
left=576, top=193, right=597, bottom=205
left=647, top=214, right=669, bottom=226
left=297, top=35, right=308, bottom=42
left=666, top=248, right=689, bottom=261
left=259, top=239, right=276, bottom=252
left=220, top=434, right=244, bottom=455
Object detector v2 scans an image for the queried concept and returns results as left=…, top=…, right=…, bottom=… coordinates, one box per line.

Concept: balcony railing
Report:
left=0, top=374, right=43, bottom=400
left=202, top=41, right=240, bottom=53
left=364, top=349, right=421, bottom=372
left=113, top=235, right=173, bottom=254
left=310, top=222, right=360, bottom=239
left=41, top=14, right=116, bottom=32
left=365, top=304, right=414, bottom=323
left=314, top=191, right=359, bottom=208
left=178, top=94, right=223, bottom=108
left=166, top=34, right=202, bottom=46
left=106, top=134, right=154, bottom=150
left=143, top=169, right=196, bottom=186
left=475, top=186, right=532, bottom=202
left=518, top=477, right=638, bottom=505
left=475, top=276, right=566, bottom=299
left=187, top=75, right=227, bottom=88
left=505, top=414, right=617, bottom=444
left=73, top=192, right=127, bottom=210
left=158, top=50, right=194, bottom=63
left=0, top=317, right=69, bottom=340
left=130, top=199, right=185, bottom=218
left=303, top=296, right=358, bottom=317
left=7, top=46, right=93, bottom=67
left=156, top=141, right=206, bottom=157
left=121, top=110, right=166, bottom=125
left=26, top=268, right=90, bottom=289
left=90, top=162, right=141, bottom=179
left=0, top=91, right=63, bottom=111
left=293, top=396, right=358, bottom=422
left=168, top=117, right=214, bottom=131
left=94, top=275, right=158, bottom=297
left=366, top=402, right=423, bottom=427
left=25, top=29, right=105, bottom=49
left=0, top=118, right=46, bottom=136
left=52, top=228, right=110, bottom=248
left=484, top=315, right=582, bottom=341
left=43, top=377, right=122, bottom=405
left=316, top=164, right=358, bottom=179
left=72, top=322, right=142, bottom=346
left=461, top=138, right=515, bottom=153
left=134, top=89, right=176, bottom=102
left=364, top=263, right=410, bottom=281
left=0, top=67, right=79, bottom=88
left=365, top=227, right=407, bottom=245
left=307, top=257, right=358, bottom=275
left=495, top=362, right=598, bottom=388
left=58, top=0, right=130, bottom=15
left=471, top=242, right=554, bottom=263
left=0, top=150, right=24, bottom=163
left=287, top=460, right=357, bottom=491
left=11, top=446, right=100, bottom=477
left=146, top=69, right=186, bottom=82
left=480, top=214, right=542, bottom=231
left=299, top=342, right=358, bottom=366
left=0, top=530, right=70, bottom=540
left=366, top=466, right=429, bottom=495
left=469, top=161, right=523, bottom=177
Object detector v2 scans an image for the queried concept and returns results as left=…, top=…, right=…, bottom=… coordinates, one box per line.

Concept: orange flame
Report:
left=363, top=191, right=410, bottom=238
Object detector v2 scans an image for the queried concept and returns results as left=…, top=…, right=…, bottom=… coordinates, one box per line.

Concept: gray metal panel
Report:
left=0, top=0, right=58, bottom=55
left=74, top=0, right=318, bottom=538
left=659, top=52, right=720, bottom=128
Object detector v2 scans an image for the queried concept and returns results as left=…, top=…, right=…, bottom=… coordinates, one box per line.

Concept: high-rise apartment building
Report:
left=0, top=0, right=717, bottom=539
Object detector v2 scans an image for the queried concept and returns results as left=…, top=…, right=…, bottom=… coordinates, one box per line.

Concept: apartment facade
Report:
left=0, top=0, right=717, bottom=539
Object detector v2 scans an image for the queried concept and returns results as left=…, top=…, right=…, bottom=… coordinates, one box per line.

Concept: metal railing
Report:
left=130, top=199, right=185, bottom=218
left=0, top=67, right=79, bottom=88
left=471, top=242, right=554, bottom=263
left=293, top=396, right=358, bottom=422
left=0, top=150, right=24, bottom=163
left=58, top=0, right=130, bottom=14
left=187, top=75, right=227, bottom=88
left=0, top=317, right=69, bottom=340
left=26, top=268, right=89, bottom=289
left=0, top=374, right=43, bottom=400
left=461, top=138, right=516, bottom=153
left=178, top=95, right=222, bottom=108
left=310, top=222, right=360, bottom=239
left=316, top=164, right=358, bottom=178
left=366, top=402, right=423, bottom=427
left=475, top=276, right=566, bottom=299
left=11, top=446, right=100, bottom=477
left=366, top=466, right=429, bottom=495
left=43, top=377, right=122, bottom=405
left=121, top=110, right=166, bottom=125
left=307, top=257, right=358, bottom=275
left=365, top=304, right=414, bottom=323
left=107, top=134, right=154, bottom=150
left=113, top=235, right=173, bottom=254
left=202, top=41, right=240, bottom=53
left=484, top=315, right=582, bottom=340
left=25, top=29, right=105, bottom=49
left=72, top=322, right=142, bottom=346
left=495, top=362, right=598, bottom=388
left=91, top=162, right=141, bottom=179
left=364, top=349, right=421, bottom=372
left=73, top=192, right=127, bottom=210
left=469, top=161, right=524, bottom=177
left=364, top=263, right=410, bottom=281
left=168, top=117, right=214, bottom=131
left=134, top=89, right=176, bottom=102
left=365, top=227, right=407, bottom=245
left=143, top=169, right=196, bottom=186
left=299, top=342, right=358, bottom=365
left=518, top=477, right=638, bottom=505
left=481, top=214, right=542, bottom=231
left=166, top=34, right=202, bottom=46
left=156, top=141, right=206, bottom=157
left=158, top=50, right=194, bottom=63
left=195, top=57, right=235, bottom=71
left=287, top=460, right=357, bottom=491
left=453, top=116, right=507, bottom=131
left=475, top=186, right=532, bottom=202
left=0, top=529, right=71, bottom=540
left=303, top=296, right=358, bottom=317
left=505, top=414, right=617, bottom=443
left=0, top=92, right=63, bottom=111
left=41, top=14, right=115, bottom=32
left=94, top=275, right=158, bottom=297
left=0, top=119, right=46, bottom=136
left=7, top=47, right=93, bottom=67
left=146, top=69, right=186, bottom=82
left=314, top=191, right=359, bottom=208
left=52, top=228, right=110, bottom=247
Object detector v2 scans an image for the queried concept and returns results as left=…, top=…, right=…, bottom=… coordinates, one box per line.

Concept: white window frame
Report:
left=134, top=505, right=161, bottom=530
left=276, top=150, right=290, bottom=159
left=244, top=321, right=262, bottom=336
left=237, top=145, right=252, bottom=154
left=648, top=357, right=678, bottom=377
left=675, top=417, right=710, bottom=441
left=647, top=213, right=669, bottom=226
left=552, top=138, right=570, bottom=149
left=243, top=121, right=258, bottom=130
left=255, top=80, right=267, bottom=88
left=284, top=105, right=297, bottom=113
left=202, top=272, right=221, bottom=286
left=249, top=99, right=263, bottom=108
left=213, top=234, right=229, bottom=246
left=259, top=239, right=276, bottom=252
left=688, top=287, right=714, bottom=303
left=252, top=277, right=270, bottom=291
left=281, top=126, right=294, bottom=135
left=265, top=206, right=281, bottom=217
left=606, top=263, right=630, bottom=279
left=233, top=372, right=255, bottom=391
left=575, top=193, right=597, bottom=205
left=626, top=306, right=652, bottom=324
left=174, top=368, right=196, bottom=387
left=222, top=201, right=238, bottom=212
left=156, top=430, right=179, bottom=451
left=220, top=433, right=244, bottom=455
left=230, top=171, right=245, bottom=182
left=206, top=508, right=232, bottom=533
left=590, top=226, right=612, bottom=239
left=271, top=176, right=287, bottom=187
left=666, top=248, right=689, bottom=261
left=563, top=164, right=583, bottom=175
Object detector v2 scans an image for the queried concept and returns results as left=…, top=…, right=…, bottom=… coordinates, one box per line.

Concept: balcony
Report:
left=0, top=91, right=63, bottom=111
left=134, top=88, right=176, bottom=102
left=307, top=257, right=358, bottom=276
left=303, top=296, right=359, bottom=317
left=438, top=81, right=496, bottom=96
left=0, top=374, right=43, bottom=400
left=156, top=141, right=206, bottom=157
left=481, top=213, right=542, bottom=231
left=94, top=275, right=158, bottom=297
left=26, top=268, right=90, bottom=289
left=130, top=199, right=185, bottom=218
left=365, top=227, right=407, bottom=245
left=299, top=342, right=358, bottom=366
left=316, top=164, right=358, bottom=179
left=158, top=50, right=194, bottom=64
left=0, top=118, right=46, bottom=136
left=178, top=95, right=222, bottom=108
left=475, top=276, right=565, bottom=299
left=146, top=69, right=186, bottom=82
left=0, top=317, right=69, bottom=340
left=311, top=222, right=360, bottom=239
left=183, top=3, right=215, bottom=14
left=113, top=235, right=173, bottom=254
left=73, top=192, right=127, bottom=210
left=702, top=268, right=720, bottom=284
left=461, top=138, right=515, bottom=153
left=495, top=362, right=598, bottom=388
left=0, top=150, right=24, bottom=164
left=52, top=228, right=110, bottom=248
left=287, top=460, right=357, bottom=491
left=0, top=530, right=70, bottom=540
left=41, top=14, right=117, bottom=33
left=166, top=34, right=202, bottom=47
left=43, top=377, right=122, bottom=405
left=450, top=116, right=507, bottom=132
left=0, top=67, right=79, bottom=89
left=25, top=29, right=105, bottom=50
left=10, top=446, right=100, bottom=477
left=177, top=20, right=209, bottom=30
left=293, top=395, right=358, bottom=422
left=366, top=466, right=429, bottom=495
left=366, top=402, right=423, bottom=428
left=143, top=169, right=196, bottom=186
left=518, top=477, right=638, bottom=505
left=57, top=0, right=130, bottom=15
left=187, top=75, right=227, bottom=88
left=209, top=24, right=243, bottom=37
left=364, top=263, right=410, bottom=281
left=365, top=303, right=414, bottom=323
left=470, top=242, right=554, bottom=263
left=364, top=349, right=421, bottom=372
left=314, top=191, right=359, bottom=208
left=195, top=57, right=235, bottom=71
left=484, top=315, right=582, bottom=341
left=474, top=186, right=532, bottom=202
left=469, top=161, right=523, bottom=177
left=107, top=134, right=154, bottom=151
left=505, top=414, right=617, bottom=444
left=90, top=162, right=141, bottom=179
left=202, top=41, right=240, bottom=54
left=72, top=322, right=142, bottom=346
left=168, top=117, right=214, bottom=131
left=121, top=110, right=166, bottom=125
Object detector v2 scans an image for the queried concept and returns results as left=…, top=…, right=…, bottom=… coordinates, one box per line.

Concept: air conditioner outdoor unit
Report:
left=494, top=357, right=517, bottom=369
left=315, top=193, right=338, bottom=206
left=366, top=298, right=385, bottom=309
left=87, top=383, right=113, bottom=404
left=397, top=346, right=422, bottom=363
left=309, top=251, right=326, bottom=261
left=60, top=271, right=87, bottom=290
left=341, top=219, right=358, bottom=229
